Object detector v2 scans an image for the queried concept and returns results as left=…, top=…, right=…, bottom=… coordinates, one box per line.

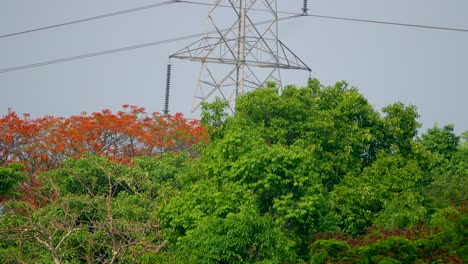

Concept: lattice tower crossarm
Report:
left=170, top=0, right=311, bottom=113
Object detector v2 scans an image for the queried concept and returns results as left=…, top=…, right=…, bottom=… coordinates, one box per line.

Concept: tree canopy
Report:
left=1, top=79, right=466, bottom=263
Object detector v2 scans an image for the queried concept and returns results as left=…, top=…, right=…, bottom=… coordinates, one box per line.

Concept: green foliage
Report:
left=430, top=206, right=468, bottom=257
left=176, top=206, right=296, bottom=263
left=382, top=102, right=421, bottom=155
left=359, top=236, right=418, bottom=263
left=375, top=190, right=427, bottom=229
left=44, top=155, right=121, bottom=196
left=421, top=125, right=468, bottom=211
left=421, top=124, right=460, bottom=158
left=0, top=155, right=172, bottom=263
left=2, top=78, right=467, bottom=263
left=234, top=80, right=383, bottom=188
left=201, top=97, right=230, bottom=139
left=309, top=229, right=467, bottom=264
left=425, top=170, right=468, bottom=209
left=174, top=79, right=440, bottom=259
left=130, top=152, right=191, bottom=200
left=160, top=178, right=252, bottom=241
left=461, top=131, right=468, bottom=149
left=0, top=163, right=26, bottom=199
left=197, top=118, right=334, bottom=244
left=331, top=151, right=425, bottom=236
left=309, top=239, right=352, bottom=263
left=133, top=152, right=189, bottom=184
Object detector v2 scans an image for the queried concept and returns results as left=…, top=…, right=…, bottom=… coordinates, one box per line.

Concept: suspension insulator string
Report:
left=163, top=60, right=172, bottom=115
left=307, top=70, right=313, bottom=85
left=302, top=0, right=309, bottom=15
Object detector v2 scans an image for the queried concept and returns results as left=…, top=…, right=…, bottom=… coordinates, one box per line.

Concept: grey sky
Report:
left=1, top=0, right=467, bottom=135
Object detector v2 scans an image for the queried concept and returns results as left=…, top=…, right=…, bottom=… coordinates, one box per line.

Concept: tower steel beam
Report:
left=171, top=0, right=311, bottom=113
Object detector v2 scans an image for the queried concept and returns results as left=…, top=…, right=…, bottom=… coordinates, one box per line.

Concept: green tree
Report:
left=420, top=124, right=460, bottom=158
left=160, top=178, right=253, bottom=242
left=421, top=126, right=468, bottom=210
left=167, top=80, right=428, bottom=259
left=309, top=239, right=352, bottom=263
left=164, top=80, right=392, bottom=258
left=0, top=163, right=26, bottom=199
left=200, top=97, right=230, bottom=140
left=176, top=206, right=296, bottom=263
left=0, top=155, right=171, bottom=263
left=381, top=102, right=421, bottom=156
left=234, top=80, right=384, bottom=189
left=331, top=151, right=425, bottom=235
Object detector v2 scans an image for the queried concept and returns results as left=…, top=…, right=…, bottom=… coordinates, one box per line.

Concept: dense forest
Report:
left=1, top=79, right=466, bottom=263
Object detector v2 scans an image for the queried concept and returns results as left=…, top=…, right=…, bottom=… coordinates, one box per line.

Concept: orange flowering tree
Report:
left=0, top=105, right=208, bottom=182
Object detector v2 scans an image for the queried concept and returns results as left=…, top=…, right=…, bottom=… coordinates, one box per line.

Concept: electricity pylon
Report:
left=170, top=0, right=311, bottom=113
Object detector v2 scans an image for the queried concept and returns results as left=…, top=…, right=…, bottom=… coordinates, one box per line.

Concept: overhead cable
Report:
left=2, top=0, right=465, bottom=41
left=305, top=14, right=468, bottom=33
left=0, top=15, right=300, bottom=74
left=181, top=0, right=468, bottom=33
left=0, top=1, right=177, bottom=39
left=179, top=0, right=299, bottom=15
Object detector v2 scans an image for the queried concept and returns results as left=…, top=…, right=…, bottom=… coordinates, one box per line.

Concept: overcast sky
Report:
left=1, top=0, right=467, bottom=135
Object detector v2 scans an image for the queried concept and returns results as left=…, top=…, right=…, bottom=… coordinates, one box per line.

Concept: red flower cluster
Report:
left=0, top=105, right=208, bottom=176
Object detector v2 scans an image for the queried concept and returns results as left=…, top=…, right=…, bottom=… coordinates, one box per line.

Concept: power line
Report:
left=179, top=0, right=299, bottom=15
left=1, top=1, right=466, bottom=74
left=0, top=0, right=297, bottom=40
left=0, top=1, right=176, bottom=39
left=0, top=35, right=199, bottom=74
left=181, top=0, right=468, bottom=33
left=2, top=0, right=465, bottom=41
left=0, top=15, right=300, bottom=74
left=305, top=14, right=468, bottom=33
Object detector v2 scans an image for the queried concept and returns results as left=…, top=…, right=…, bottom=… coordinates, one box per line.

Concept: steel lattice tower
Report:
left=170, top=0, right=311, bottom=113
